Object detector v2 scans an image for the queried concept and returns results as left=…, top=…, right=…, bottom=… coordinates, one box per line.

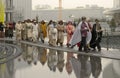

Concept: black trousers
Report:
left=79, top=37, right=87, bottom=51
left=95, top=37, right=101, bottom=51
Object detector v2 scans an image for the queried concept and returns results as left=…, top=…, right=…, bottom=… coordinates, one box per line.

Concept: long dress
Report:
left=38, top=23, right=47, bottom=43
left=66, top=24, right=75, bottom=45
left=48, top=24, right=57, bottom=46
left=26, top=23, right=33, bottom=41
left=56, top=24, right=65, bottom=45
left=15, top=23, right=22, bottom=40
left=40, top=23, right=47, bottom=38
left=21, top=23, right=27, bottom=40
left=32, top=24, right=38, bottom=42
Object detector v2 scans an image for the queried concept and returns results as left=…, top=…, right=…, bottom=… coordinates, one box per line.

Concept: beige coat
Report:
left=56, top=24, right=65, bottom=44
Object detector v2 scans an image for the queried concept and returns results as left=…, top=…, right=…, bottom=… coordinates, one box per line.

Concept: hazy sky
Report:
left=32, top=0, right=113, bottom=9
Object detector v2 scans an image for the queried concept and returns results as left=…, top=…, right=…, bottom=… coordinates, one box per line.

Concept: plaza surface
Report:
left=0, top=37, right=120, bottom=78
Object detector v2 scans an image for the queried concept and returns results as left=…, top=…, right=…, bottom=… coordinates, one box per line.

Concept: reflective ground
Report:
left=0, top=43, right=120, bottom=78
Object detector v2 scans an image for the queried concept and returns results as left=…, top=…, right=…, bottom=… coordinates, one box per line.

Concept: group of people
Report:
left=0, top=16, right=102, bottom=52
left=69, top=17, right=102, bottom=52
left=0, top=22, right=14, bottom=38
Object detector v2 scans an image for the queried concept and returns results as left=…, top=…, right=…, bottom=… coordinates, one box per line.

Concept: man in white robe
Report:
left=15, top=21, right=22, bottom=40
left=32, top=21, right=38, bottom=42
left=26, top=20, right=33, bottom=41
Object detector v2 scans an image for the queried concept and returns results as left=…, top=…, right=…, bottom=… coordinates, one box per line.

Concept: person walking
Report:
left=78, top=17, right=90, bottom=52
left=48, top=20, right=57, bottom=46
left=90, top=19, right=102, bottom=51
left=56, top=20, right=65, bottom=46
left=38, top=20, right=47, bottom=43
left=69, top=17, right=91, bottom=52
left=15, top=21, right=22, bottom=40
left=66, top=21, right=75, bottom=47
left=0, top=22, right=4, bottom=38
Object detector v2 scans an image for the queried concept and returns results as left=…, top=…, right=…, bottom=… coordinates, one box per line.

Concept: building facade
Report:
left=12, top=0, right=106, bottom=22
left=113, top=0, right=120, bottom=25
left=114, top=0, right=120, bottom=8
left=5, top=0, right=14, bottom=22
left=32, top=8, right=105, bottom=21
left=13, top=0, right=32, bottom=22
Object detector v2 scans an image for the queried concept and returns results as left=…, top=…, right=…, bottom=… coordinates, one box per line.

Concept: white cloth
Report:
left=26, top=23, right=33, bottom=38
left=33, top=24, right=38, bottom=41
left=69, top=22, right=92, bottom=46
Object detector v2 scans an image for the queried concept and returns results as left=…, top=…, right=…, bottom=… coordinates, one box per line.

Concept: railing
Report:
left=101, top=30, right=120, bottom=50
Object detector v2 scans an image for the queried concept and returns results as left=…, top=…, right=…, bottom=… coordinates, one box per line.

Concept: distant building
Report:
left=114, top=0, right=120, bottom=8
left=13, top=0, right=32, bottom=21
left=32, top=8, right=105, bottom=21
left=12, top=0, right=107, bottom=22
left=34, top=4, right=51, bottom=10
left=105, top=0, right=120, bottom=25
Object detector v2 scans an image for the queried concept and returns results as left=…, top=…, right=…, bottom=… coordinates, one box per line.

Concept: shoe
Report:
left=98, top=49, right=101, bottom=52
left=41, top=40, right=44, bottom=43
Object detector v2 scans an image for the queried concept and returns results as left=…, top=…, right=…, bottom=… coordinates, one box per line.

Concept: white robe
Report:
left=33, top=24, right=38, bottom=42
left=15, top=23, right=22, bottom=40
left=69, top=22, right=92, bottom=46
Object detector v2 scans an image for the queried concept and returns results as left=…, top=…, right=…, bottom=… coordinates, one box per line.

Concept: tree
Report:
left=110, top=18, right=116, bottom=32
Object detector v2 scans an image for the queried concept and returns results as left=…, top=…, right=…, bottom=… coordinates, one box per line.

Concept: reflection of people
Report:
left=90, top=19, right=102, bottom=51
left=32, top=47, right=38, bottom=65
left=77, top=54, right=91, bottom=78
left=57, top=50, right=65, bottom=72
left=26, top=45, right=33, bottom=64
left=65, top=53, right=74, bottom=74
left=0, top=60, right=14, bottom=78
left=90, top=56, right=102, bottom=78
left=47, top=49, right=58, bottom=72
left=21, top=43, right=27, bottom=61
left=38, top=47, right=47, bottom=66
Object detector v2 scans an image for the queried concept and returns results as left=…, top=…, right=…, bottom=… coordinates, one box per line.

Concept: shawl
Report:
left=69, top=21, right=91, bottom=46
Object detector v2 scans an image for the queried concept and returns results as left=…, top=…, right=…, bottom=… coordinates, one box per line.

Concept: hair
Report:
left=67, top=21, right=72, bottom=25
left=48, top=20, right=53, bottom=25
left=58, top=20, right=63, bottom=25
left=81, top=16, right=86, bottom=21
left=95, top=19, right=99, bottom=22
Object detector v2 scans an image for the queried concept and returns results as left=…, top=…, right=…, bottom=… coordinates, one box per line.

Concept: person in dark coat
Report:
left=0, top=22, right=4, bottom=38
left=8, top=22, right=14, bottom=38
left=90, top=19, right=102, bottom=51
left=5, top=22, right=9, bottom=38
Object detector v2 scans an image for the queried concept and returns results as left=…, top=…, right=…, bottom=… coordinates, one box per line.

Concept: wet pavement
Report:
left=0, top=38, right=120, bottom=78
left=0, top=43, right=120, bottom=78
